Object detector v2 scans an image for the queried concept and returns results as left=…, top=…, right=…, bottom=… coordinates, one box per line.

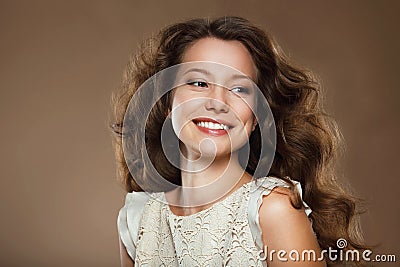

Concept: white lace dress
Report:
left=118, top=176, right=312, bottom=267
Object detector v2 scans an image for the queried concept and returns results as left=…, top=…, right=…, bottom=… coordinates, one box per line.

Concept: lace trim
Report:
left=117, top=176, right=313, bottom=266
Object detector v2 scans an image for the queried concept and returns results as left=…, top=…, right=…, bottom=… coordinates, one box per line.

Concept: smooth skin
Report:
left=119, top=37, right=326, bottom=266
left=260, top=187, right=326, bottom=266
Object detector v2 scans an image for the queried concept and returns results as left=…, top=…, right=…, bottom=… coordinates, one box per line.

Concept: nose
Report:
left=205, top=84, right=229, bottom=113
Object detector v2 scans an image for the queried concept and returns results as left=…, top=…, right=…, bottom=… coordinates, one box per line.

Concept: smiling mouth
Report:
left=192, top=118, right=233, bottom=134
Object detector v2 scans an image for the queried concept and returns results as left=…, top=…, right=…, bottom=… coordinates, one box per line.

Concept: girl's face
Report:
left=171, top=37, right=258, bottom=159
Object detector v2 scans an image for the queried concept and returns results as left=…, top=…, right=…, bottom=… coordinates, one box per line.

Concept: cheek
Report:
left=171, top=88, right=185, bottom=108
left=171, top=91, right=188, bottom=123
left=232, top=100, right=256, bottom=128
left=170, top=90, right=200, bottom=135
left=171, top=88, right=200, bottom=110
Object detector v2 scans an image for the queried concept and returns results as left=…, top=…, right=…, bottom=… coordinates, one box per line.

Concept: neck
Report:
left=180, top=151, right=240, bottom=187
left=166, top=150, right=252, bottom=209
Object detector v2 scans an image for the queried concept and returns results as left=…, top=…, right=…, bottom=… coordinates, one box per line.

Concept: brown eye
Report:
left=187, top=81, right=209, bottom=88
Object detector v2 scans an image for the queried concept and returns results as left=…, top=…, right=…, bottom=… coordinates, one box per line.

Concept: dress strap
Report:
left=247, top=176, right=312, bottom=251
left=117, top=191, right=150, bottom=260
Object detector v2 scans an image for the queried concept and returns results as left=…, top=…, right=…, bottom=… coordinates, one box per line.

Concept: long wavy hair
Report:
left=110, top=16, right=368, bottom=266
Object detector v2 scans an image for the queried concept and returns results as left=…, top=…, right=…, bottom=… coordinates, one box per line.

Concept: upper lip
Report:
left=192, top=117, right=234, bottom=128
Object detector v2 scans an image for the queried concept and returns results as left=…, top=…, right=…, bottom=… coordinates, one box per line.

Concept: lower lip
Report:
left=194, top=123, right=229, bottom=136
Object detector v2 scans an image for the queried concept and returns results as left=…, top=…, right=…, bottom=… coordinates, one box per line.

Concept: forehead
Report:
left=181, top=37, right=257, bottom=81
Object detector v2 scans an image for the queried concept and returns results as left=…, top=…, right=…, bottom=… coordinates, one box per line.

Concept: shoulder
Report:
left=256, top=178, right=324, bottom=266
left=250, top=176, right=312, bottom=217
left=258, top=186, right=307, bottom=229
left=256, top=177, right=313, bottom=236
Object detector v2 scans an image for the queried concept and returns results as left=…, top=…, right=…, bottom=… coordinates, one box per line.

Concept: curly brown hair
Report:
left=110, top=16, right=369, bottom=266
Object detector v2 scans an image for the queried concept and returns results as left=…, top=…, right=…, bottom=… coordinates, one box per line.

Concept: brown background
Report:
left=0, top=1, right=398, bottom=266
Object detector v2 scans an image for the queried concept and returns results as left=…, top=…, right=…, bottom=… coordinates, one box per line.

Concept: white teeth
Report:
left=196, top=121, right=229, bottom=130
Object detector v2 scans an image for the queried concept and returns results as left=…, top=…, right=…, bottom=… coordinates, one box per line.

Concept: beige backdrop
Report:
left=0, top=1, right=398, bottom=266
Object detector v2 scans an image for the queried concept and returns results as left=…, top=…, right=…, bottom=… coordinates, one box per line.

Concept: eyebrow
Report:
left=183, top=68, right=210, bottom=76
left=182, top=68, right=252, bottom=81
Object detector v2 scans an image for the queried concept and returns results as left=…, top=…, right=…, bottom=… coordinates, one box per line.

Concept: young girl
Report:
left=111, top=16, right=367, bottom=266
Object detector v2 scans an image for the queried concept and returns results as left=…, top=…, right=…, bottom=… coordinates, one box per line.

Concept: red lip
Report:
left=192, top=117, right=232, bottom=137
